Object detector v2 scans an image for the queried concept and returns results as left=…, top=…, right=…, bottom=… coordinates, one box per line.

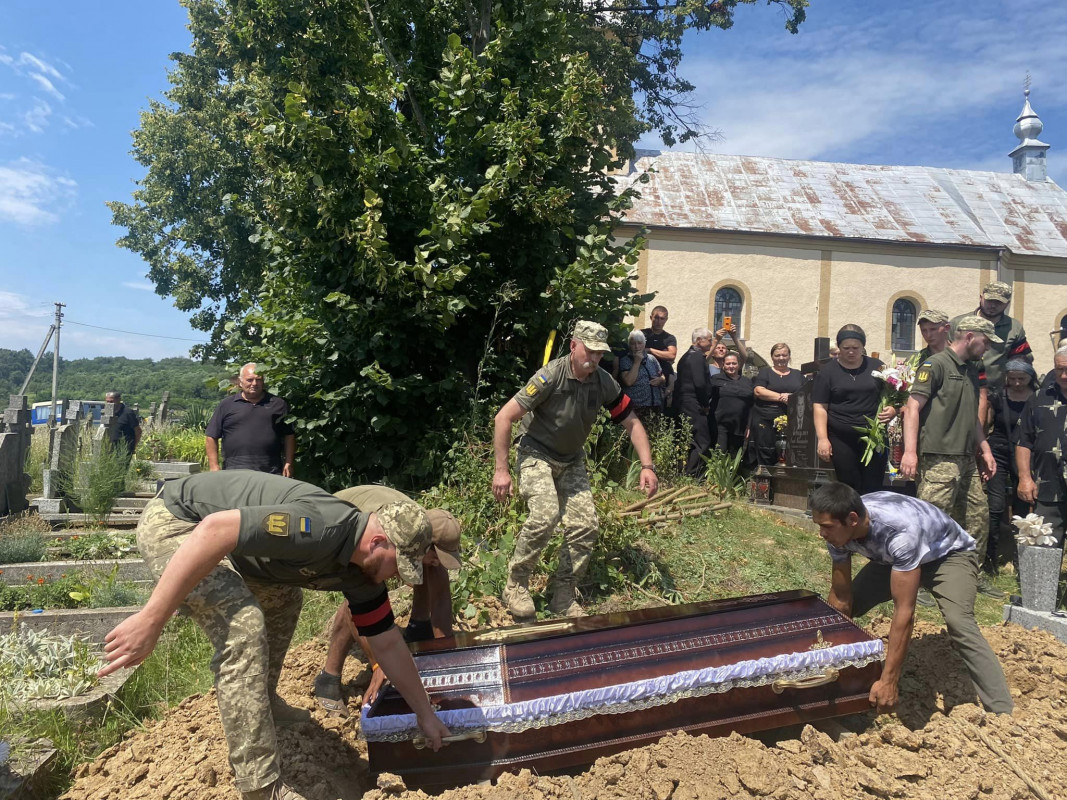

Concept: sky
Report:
left=1, top=0, right=1063, bottom=360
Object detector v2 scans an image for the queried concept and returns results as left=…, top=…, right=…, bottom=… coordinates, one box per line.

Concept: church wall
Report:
left=1014, top=267, right=1067, bottom=367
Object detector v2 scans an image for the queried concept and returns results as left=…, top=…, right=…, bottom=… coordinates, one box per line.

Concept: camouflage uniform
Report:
left=510, top=450, right=598, bottom=594
left=138, top=498, right=302, bottom=791
left=916, top=455, right=988, bottom=560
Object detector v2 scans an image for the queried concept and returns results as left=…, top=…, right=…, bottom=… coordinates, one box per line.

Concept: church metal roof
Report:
left=619, top=152, right=1067, bottom=259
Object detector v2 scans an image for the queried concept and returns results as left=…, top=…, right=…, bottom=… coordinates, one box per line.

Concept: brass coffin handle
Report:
left=412, top=730, right=488, bottom=749
left=772, top=668, right=840, bottom=694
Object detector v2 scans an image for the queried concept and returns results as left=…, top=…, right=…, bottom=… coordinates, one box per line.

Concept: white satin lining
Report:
left=361, top=638, right=884, bottom=741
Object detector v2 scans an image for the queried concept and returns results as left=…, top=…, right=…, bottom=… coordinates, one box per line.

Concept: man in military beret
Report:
left=493, top=320, right=658, bottom=619
left=314, top=484, right=461, bottom=716
left=98, top=471, right=451, bottom=800
left=901, top=316, right=1001, bottom=597
left=950, top=281, right=1032, bottom=392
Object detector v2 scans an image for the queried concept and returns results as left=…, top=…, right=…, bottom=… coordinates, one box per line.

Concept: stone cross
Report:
left=0, top=395, right=33, bottom=515
left=154, top=391, right=170, bottom=426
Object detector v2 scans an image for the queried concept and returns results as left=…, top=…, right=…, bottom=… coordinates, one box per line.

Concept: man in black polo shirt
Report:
left=106, top=391, right=142, bottom=460
left=98, top=471, right=451, bottom=800
left=206, top=363, right=296, bottom=476
left=642, top=305, right=678, bottom=409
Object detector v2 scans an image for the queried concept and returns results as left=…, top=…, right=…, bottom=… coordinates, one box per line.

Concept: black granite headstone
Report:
left=785, top=377, right=819, bottom=469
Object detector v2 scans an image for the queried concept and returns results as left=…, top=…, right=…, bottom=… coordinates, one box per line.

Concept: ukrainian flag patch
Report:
left=298, top=517, right=312, bottom=534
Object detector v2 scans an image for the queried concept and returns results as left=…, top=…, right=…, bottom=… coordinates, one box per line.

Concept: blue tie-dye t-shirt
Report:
left=826, top=492, right=975, bottom=571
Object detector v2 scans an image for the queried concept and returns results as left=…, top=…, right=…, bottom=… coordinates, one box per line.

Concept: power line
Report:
left=64, top=319, right=210, bottom=343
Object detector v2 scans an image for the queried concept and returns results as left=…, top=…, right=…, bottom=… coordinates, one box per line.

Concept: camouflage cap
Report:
left=917, top=309, right=949, bottom=324
left=955, top=315, right=1004, bottom=344
left=425, top=509, right=462, bottom=571
left=573, top=320, right=611, bottom=353
left=376, top=502, right=433, bottom=585
left=982, top=281, right=1012, bottom=302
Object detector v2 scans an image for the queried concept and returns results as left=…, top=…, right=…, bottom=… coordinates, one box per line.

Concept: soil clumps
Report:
left=62, top=616, right=1067, bottom=800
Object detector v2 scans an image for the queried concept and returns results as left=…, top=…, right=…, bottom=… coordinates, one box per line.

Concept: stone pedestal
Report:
left=1018, top=544, right=1063, bottom=613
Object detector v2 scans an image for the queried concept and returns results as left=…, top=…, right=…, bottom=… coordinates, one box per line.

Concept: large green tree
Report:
left=110, top=0, right=806, bottom=487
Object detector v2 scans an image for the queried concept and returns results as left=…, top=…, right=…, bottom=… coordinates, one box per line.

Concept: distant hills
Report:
left=0, top=348, right=231, bottom=412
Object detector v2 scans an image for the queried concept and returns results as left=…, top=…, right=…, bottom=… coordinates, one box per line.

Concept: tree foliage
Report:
left=0, top=348, right=228, bottom=411
left=109, top=0, right=807, bottom=487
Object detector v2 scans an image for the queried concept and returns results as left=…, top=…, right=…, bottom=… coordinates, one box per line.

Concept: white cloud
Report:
left=0, top=47, right=83, bottom=135
left=0, top=291, right=54, bottom=353
left=122, top=281, right=155, bottom=292
left=28, top=72, right=64, bottom=101
left=21, top=99, right=51, bottom=133
left=0, top=158, right=77, bottom=225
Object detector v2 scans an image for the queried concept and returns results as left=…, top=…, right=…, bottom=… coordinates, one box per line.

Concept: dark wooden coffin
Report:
left=362, top=589, right=883, bottom=790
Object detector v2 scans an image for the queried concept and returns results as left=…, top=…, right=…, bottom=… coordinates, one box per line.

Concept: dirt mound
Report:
left=62, top=619, right=1067, bottom=800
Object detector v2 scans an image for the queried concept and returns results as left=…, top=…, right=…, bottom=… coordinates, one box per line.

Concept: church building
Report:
left=618, top=91, right=1067, bottom=367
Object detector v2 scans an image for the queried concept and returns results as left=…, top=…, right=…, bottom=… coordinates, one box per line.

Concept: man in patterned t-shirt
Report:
left=811, top=482, right=1012, bottom=715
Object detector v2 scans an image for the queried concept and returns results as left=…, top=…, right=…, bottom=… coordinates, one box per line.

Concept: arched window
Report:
left=714, top=287, right=743, bottom=336
left=891, top=298, right=917, bottom=352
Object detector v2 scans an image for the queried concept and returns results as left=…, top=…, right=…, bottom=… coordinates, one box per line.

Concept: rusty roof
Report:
left=619, top=152, right=1067, bottom=259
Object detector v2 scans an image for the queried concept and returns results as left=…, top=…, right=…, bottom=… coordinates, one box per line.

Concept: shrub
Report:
left=0, top=514, right=50, bottom=564
left=23, top=429, right=49, bottom=496
left=136, top=424, right=208, bottom=468
left=63, top=441, right=132, bottom=526
left=63, top=532, right=136, bottom=561
left=0, top=627, right=100, bottom=703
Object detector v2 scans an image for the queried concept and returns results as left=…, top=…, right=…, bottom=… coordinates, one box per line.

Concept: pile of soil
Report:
left=62, top=614, right=1067, bottom=800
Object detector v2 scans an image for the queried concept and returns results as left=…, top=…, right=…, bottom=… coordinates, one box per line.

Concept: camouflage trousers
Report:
left=917, top=454, right=989, bottom=563
left=136, top=498, right=303, bottom=792
left=509, top=450, right=599, bottom=587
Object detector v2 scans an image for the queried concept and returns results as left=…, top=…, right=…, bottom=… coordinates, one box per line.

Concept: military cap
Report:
left=954, top=315, right=1004, bottom=344
left=981, top=281, right=1012, bottom=302
left=917, top=309, right=949, bottom=324
left=425, top=509, right=462, bottom=571
left=573, top=320, right=611, bottom=353
left=376, top=502, right=435, bottom=584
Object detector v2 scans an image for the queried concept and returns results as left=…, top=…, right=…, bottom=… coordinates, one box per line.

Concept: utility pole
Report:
left=49, top=302, right=65, bottom=428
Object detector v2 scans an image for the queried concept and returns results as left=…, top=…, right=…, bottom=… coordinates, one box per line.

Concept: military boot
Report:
left=268, top=693, right=311, bottom=726
left=242, top=779, right=308, bottom=800
left=548, top=580, right=585, bottom=618
left=503, top=577, right=536, bottom=619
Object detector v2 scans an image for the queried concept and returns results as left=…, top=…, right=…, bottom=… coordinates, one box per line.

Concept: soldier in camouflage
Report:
left=901, top=315, right=1003, bottom=597
left=493, top=321, right=658, bottom=619
left=99, top=471, right=451, bottom=800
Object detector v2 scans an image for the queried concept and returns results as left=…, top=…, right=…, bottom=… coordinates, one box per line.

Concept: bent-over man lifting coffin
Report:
left=98, top=471, right=451, bottom=800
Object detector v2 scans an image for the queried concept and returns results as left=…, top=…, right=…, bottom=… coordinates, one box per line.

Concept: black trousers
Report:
left=678, top=403, right=712, bottom=477
left=714, top=422, right=746, bottom=457
left=752, top=416, right=778, bottom=466
left=985, top=441, right=1027, bottom=565
left=827, top=418, right=887, bottom=494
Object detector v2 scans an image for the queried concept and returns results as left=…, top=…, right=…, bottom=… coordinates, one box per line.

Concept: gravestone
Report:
left=785, top=379, right=819, bottom=469
left=153, top=392, right=170, bottom=426
left=92, top=402, right=121, bottom=461
left=36, top=400, right=80, bottom=514
left=0, top=395, right=33, bottom=515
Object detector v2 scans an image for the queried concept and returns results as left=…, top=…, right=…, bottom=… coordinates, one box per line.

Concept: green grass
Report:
left=591, top=502, right=1022, bottom=627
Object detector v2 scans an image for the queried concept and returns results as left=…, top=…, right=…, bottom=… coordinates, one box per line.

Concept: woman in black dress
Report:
left=752, top=342, right=803, bottom=466
left=710, top=353, right=754, bottom=455
left=812, top=324, right=896, bottom=493
left=672, top=328, right=714, bottom=476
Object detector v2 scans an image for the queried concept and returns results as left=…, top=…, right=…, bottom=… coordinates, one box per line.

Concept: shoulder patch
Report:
left=916, top=368, right=930, bottom=383
left=535, top=373, right=548, bottom=386
left=264, top=512, right=290, bottom=536
left=524, top=382, right=539, bottom=396
left=298, top=517, right=311, bottom=534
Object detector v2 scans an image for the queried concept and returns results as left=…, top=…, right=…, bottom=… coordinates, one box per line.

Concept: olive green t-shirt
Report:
left=161, top=471, right=380, bottom=603
left=513, top=354, right=629, bottom=463
left=909, top=348, right=980, bottom=456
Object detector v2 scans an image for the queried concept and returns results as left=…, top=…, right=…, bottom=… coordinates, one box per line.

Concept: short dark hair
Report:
left=810, top=481, right=866, bottom=522
left=651, top=305, right=668, bottom=316
left=106, top=391, right=122, bottom=401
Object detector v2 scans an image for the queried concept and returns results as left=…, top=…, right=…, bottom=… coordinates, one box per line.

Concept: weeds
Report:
left=0, top=514, right=51, bottom=564
left=63, top=532, right=136, bottom=561
left=63, top=440, right=133, bottom=526
left=136, top=424, right=208, bottom=468
left=702, top=447, right=747, bottom=499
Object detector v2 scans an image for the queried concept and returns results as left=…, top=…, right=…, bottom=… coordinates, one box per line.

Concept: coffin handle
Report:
left=412, top=730, right=488, bottom=749
left=772, top=668, right=840, bottom=694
